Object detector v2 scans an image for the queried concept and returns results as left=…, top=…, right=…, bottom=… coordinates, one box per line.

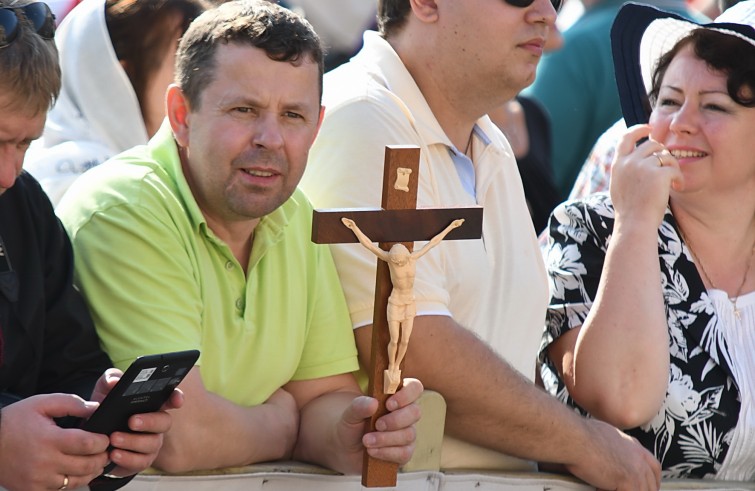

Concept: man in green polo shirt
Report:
left=58, top=1, right=421, bottom=474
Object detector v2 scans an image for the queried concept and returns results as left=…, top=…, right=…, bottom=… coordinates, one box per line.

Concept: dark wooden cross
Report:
left=311, top=145, right=483, bottom=487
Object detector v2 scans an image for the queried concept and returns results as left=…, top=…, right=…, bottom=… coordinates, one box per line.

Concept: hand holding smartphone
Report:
left=81, top=349, right=199, bottom=435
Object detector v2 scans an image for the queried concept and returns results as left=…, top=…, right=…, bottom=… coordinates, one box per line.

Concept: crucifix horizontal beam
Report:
left=312, top=207, right=483, bottom=245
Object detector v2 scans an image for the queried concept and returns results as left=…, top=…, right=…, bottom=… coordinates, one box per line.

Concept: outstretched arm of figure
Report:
left=413, top=219, right=465, bottom=260
left=341, top=218, right=389, bottom=261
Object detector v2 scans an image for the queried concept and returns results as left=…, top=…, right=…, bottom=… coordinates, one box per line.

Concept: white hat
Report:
left=611, top=1, right=755, bottom=125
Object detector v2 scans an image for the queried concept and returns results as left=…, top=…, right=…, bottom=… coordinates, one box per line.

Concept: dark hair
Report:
left=106, top=0, right=209, bottom=125
left=0, top=1, right=60, bottom=115
left=650, top=28, right=755, bottom=108
left=175, top=0, right=324, bottom=110
left=377, top=0, right=410, bottom=38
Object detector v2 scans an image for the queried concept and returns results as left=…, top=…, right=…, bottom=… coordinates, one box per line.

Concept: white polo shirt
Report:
left=302, top=31, right=548, bottom=382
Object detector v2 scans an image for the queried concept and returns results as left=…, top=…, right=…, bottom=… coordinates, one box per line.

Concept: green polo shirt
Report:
left=59, top=122, right=358, bottom=406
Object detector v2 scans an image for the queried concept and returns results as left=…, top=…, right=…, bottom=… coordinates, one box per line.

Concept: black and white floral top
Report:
left=540, top=193, right=741, bottom=479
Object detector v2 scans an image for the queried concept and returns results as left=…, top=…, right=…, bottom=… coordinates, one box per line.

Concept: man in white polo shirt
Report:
left=300, top=1, right=661, bottom=489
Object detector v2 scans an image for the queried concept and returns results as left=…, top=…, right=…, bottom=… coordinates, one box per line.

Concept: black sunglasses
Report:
left=506, top=0, right=563, bottom=12
left=0, top=2, right=55, bottom=49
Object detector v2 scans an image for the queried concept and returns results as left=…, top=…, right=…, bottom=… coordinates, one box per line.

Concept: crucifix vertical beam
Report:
left=311, top=145, right=483, bottom=487
left=363, top=145, right=418, bottom=486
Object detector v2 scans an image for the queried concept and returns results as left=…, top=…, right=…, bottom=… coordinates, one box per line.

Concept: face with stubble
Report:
left=170, top=42, right=323, bottom=232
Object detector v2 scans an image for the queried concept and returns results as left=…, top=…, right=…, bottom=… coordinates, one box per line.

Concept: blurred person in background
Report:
left=525, top=0, right=708, bottom=199
left=25, top=0, right=209, bottom=206
left=489, top=25, right=564, bottom=233
left=286, top=0, right=376, bottom=71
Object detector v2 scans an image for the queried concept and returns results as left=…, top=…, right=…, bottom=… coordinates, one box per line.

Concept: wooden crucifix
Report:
left=311, top=145, right=483, bottom=488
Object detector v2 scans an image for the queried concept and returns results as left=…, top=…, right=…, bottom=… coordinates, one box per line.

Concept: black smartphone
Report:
left=81, top=349, right=199, bottom=435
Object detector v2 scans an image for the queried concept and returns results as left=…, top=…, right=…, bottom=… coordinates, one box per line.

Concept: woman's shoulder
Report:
left=544, top=193, right=617, bottom=249
left=554, top=192, right=616, bottom=219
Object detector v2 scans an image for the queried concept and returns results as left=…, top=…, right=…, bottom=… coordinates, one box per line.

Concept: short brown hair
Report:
left=0, top=1, right=60, bottom=115
left=377, top=0, right=411, bottom=38
left=175, top=0, right=324, bottom=110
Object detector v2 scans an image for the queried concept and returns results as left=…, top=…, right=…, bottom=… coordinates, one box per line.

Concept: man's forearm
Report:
left=356, top=315, right=603, bottom=465
left=292, top=391, right=363, bottom=474
left=154, top=371, right=298, bottom=473
left=361, top=316, right=661, bottom=489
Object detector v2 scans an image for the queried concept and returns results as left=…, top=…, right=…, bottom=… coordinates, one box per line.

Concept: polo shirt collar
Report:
left=356, top=31, right=450, bottom=148
left=355, top=32, right=501, bottom=156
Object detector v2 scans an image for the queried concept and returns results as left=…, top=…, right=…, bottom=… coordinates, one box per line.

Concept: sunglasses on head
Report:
left=0, top=2, right=55, bottom=49
left=505, top=0, right=563, bottom=12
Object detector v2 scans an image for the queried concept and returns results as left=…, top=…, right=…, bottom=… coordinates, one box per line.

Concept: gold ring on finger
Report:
left=59, top=475, right=69, bottom=490
left=653, top=152, right=664, bottom=167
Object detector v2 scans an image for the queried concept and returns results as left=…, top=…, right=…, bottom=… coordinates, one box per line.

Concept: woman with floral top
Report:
left=541, top=1, right=755, bottom=480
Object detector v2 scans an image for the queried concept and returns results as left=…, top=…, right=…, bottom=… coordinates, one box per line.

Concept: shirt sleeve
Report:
left=22, top=174, right=111, bottom=399
left=293, top=238, right=359, bottom=381
left=66, top=198, right=203, bottom=370
left=540, top=194, right=615, bottom=356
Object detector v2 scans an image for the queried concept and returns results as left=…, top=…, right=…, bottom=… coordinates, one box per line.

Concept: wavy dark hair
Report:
left=175, top=0, right=324, bottom=110
left=650, top=28, right=755, bottom=108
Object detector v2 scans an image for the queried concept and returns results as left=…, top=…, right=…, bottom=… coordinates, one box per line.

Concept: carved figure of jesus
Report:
left=341, top=217, right=465, bottom=393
